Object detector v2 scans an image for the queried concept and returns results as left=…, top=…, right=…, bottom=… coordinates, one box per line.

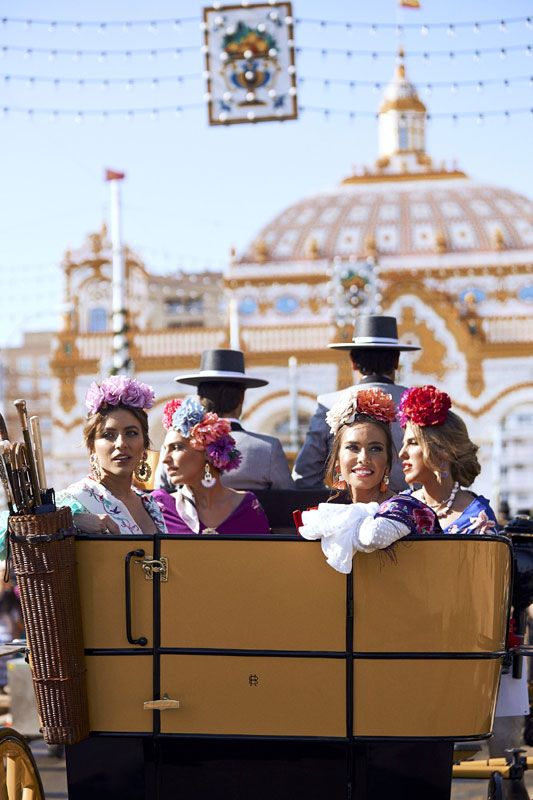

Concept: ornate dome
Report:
left=241, top=51, right=532, bottom=264
left=242, top=178, right=533, bottom=263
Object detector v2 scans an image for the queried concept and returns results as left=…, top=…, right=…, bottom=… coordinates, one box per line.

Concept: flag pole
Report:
left=105, top=169, right=130, bottom=375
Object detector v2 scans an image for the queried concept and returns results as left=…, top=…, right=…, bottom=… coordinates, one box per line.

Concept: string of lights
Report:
left=0, top=14, right=531, bottom=34
left=296, top=44, right=532, bottom=60
left=299, top=75, right=533, bottom=92
left=294, top=16, right=533, bottom=34
left=1, top=72, right=202, bottom=87
left=2, top=42, right=531, bottom=60
left=3, top=72, right=530, bottom=92
left=2, top=103, right=530, bottom=123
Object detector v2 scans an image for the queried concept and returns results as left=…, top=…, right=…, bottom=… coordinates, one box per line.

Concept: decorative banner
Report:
left=202, top=2, right=297, bottom=125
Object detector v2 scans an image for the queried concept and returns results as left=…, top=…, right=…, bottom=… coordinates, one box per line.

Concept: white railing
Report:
left=241, top=324, right=336, bottom=352
left=134, top=329, right=227, bottom=356
left=482, top=317, right=533, bottom=343
left=74, top=325, right=338, bottom=358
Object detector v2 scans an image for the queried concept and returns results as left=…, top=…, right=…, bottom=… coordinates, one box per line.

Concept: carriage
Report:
left=3, top=488, right=532, bottom=800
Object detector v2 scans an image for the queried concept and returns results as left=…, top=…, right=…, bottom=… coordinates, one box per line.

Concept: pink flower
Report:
left=398, top=385, right=451, bottom=428
left=189, top=414, right=231, bottom=449
left=162, top=398, right=183, bottom=430
left=85, top=376, right=155, bottom=415
left=356, top=388, right=396, bottom=423
left=413, top=506, right=437, bottom=533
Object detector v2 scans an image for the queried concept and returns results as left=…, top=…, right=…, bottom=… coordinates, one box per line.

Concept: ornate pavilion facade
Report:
left=50, top=52, right=533, bottom=514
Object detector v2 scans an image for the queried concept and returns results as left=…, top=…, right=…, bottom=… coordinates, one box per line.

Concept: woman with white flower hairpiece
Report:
left=55, top=376, right=167, bottom=536
left=295, top=388, right=441, bottom=573
left=151, top=396, right=270, bottom=535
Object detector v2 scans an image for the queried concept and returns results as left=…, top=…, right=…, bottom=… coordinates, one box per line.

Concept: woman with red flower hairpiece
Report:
left=398, top=385, right=498, bottom=534
left=296, top=388, right=441, bottom=574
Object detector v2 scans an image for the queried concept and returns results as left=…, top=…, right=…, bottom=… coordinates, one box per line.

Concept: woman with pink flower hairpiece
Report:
left=398, top=385, right=498, bottom=535
left=55, top=376, right=167, bottom=536
left=151, top=396, right=270, bottom=535
left=296, top=388, right=441, bottom=574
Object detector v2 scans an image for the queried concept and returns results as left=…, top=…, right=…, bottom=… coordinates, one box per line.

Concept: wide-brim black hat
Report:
left=328, top=315, right=420, bottom=351
left=174, top=349, right=269, bottom=388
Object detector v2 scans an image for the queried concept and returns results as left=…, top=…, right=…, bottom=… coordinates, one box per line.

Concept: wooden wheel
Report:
left=0, top=729, right=44, bottom=800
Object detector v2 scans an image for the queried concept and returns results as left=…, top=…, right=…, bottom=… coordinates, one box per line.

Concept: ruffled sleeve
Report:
left=375, top=494, right=440, bottom=535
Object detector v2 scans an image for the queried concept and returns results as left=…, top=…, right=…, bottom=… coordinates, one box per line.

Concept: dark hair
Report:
left=324, top=413, right=393, bottom=491
left=350, top=348, right=400, bottom=376
left=83, top=403, right=150, bottom=451
left=198, top=381, right=245, bottom=415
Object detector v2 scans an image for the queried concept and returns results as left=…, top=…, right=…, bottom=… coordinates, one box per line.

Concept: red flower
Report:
left=398, top=385, right=451, bottom=428
left=413, top=506, right=437, bottom=533
left=162, top=398, right=182, bottom=430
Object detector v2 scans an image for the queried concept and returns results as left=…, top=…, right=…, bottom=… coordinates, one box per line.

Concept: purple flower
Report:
left=172, top=396, right=204, bottom=437
left=85, top=375, right=155, bottom=415
left=206, top=435, right=236, bottom=470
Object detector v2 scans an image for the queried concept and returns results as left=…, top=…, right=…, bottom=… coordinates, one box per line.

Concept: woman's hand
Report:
left=74, top=513, right=120, bottom=535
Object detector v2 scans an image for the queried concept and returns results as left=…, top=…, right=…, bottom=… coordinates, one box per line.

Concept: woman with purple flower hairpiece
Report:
left=56, top=376, right=167, bottom=536
left=152, top=396, right=270, bottom=535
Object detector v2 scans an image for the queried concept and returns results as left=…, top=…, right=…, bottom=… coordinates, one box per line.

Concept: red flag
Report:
left=104, top=169, right=126, bottom=181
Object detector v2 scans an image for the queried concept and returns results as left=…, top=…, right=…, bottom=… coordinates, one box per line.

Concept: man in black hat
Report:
left=293, top=315, right=420, bottom=491
left=155, top=349, right=294, bottom=491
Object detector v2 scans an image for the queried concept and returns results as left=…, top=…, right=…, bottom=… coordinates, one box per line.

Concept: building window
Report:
left=239, top=297, right=258, bottom=315
left=275, top=295, right=299, bottom=315
left=166, top=297, right=204, bottom=315
left=88, top=307, right=107, bottom=333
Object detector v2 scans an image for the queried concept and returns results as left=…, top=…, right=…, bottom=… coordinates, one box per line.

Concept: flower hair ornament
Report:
left=326, top=388, right=396, bottom=436
left=86, top=375, right=155, bottom=415
left=398, top=385, right=451, bottom=428
left=162, top=396, right=242, bottom=476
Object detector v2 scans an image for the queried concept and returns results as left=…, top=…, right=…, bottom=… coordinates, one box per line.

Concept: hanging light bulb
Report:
left=473, top=22, right=480, bottom=34
left=476, top=81, right=483, bottom=92
left=499, top=20, right=507, bottom=33
left=447, top=24, right=455, bottom=37
left=370, top=24, right=377, bottom=35
left=499, top=48, right=507, bottom=59
left=48, top=22, right=57, bottom=33
left=74, top=111, right=83, bottom=123
left=420, top=24, right=429, bottom=36
left=473, top=50, right=481, bottom=61
left=98, top=22, right=107, bottom=34
left=476, top=113, right=484, bottom=125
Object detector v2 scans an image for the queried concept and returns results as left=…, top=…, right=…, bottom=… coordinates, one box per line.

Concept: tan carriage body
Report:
left=76, top=535, right=511, bottom=741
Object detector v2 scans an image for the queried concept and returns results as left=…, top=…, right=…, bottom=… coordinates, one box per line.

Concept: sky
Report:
left=0, top=0, right=531, bottom=346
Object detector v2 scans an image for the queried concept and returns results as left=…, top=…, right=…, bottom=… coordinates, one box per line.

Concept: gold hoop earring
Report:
left=135, top=453, right=152, bottom=482
left=90, top=453, right=102, bottom=481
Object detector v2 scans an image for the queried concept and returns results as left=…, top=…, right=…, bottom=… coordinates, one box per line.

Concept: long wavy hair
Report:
left=406, top=411, right=480, bottom=486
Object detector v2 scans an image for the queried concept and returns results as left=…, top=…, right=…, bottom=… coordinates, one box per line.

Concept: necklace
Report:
left=423, top=481, right=460, bottom=518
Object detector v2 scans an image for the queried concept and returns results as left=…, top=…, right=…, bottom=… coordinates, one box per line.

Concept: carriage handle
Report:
left=125, top=548, right=148, bottom=647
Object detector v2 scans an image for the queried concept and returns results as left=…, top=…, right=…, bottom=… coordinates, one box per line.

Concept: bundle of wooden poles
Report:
left=0, top=399, right=89, bottom=745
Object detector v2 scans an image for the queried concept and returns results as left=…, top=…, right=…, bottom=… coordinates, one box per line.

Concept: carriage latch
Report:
left=136, top=556, right=168, bottom=582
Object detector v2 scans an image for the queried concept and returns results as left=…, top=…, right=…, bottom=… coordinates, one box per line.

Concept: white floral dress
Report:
left=56, top=477, right=167, bottom=535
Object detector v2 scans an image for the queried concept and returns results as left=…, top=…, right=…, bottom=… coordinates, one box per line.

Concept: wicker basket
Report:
left=9, top=506, right=90, bottom=745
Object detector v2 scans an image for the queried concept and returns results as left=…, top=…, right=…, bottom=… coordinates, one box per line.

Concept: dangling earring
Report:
left=439, top=463, right=449, bottom=481
left=135, top=452, right=152, bottom=482
left=379, top=473, right=390, bottom=493
left=334, top=472, right=347, bottom=491
left=90, top=453, right=102, bottom=481
left=201, top=462, right=216, bottom=489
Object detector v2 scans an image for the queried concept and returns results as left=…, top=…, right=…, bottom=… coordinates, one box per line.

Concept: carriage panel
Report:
left=85, top=654, right=153, bottom=733
left=353, top=539, right=511, bottom=653
left=159, top=654, right=346, bottom=737
left=76, top=540, right=154, bottom=649
left=353, top=657, right=501, bottom=738
left=159, top=539, right=346, bottom=652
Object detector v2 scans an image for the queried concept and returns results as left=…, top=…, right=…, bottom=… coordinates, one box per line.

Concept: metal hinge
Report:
left=135, top=555, right=168, bottom=582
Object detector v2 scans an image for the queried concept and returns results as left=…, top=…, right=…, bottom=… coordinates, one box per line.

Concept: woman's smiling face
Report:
left=337, top=422, right=390, bottom=501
